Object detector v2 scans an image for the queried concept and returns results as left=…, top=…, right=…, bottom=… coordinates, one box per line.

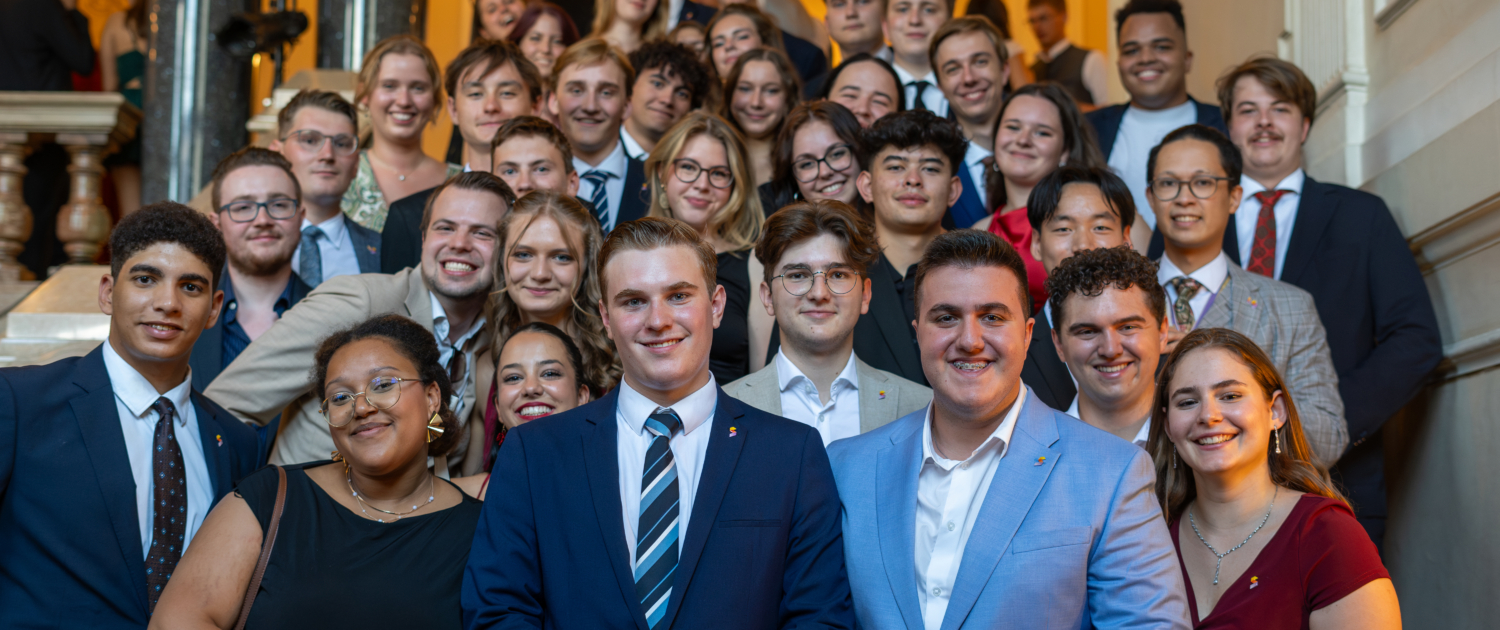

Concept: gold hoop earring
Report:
left=330, top=450, right=343, bottom=462
left=427, top=412, right=445, bottom=444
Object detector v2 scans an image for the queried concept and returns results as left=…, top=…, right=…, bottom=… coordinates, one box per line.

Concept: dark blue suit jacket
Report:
left=1085, top=96, right=1227, bottom=159
left=951, top=160, right=990, bottom=228
left=615, top=156, right=651, bottom=231
left=0, top=346, right=263, bottom=628
left=462, top=387, right=854, bottom=629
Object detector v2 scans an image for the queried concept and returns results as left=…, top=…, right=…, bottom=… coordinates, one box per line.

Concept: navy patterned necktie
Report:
left=582, top=170, right=615, bottom=232
left=911, top=80, right=932, bottom=111
left=298, top=225, right=324, bottom=287
left=145, top=397, right=187, bottom=613
left=636, top=408, right=682, bottom=629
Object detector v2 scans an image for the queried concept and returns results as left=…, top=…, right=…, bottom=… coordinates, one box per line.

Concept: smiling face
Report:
left=519, top=13, right=568, bottom=77
left=830, top=60, right=900, bottom=128
left=600, top=245, right=726, bottom=403
left=504, top=214, right=584, bottom=326
left=730, top=60, right=789, bottom=140
left=100, top=242, right=223, bottom=375
left=858, top=144, right=960, bottom=233
left=792, top=120, right=861, bottom=205
left=364, top=53, right=437, bottom=144
left=1031, top=183, right=1131, bottom=273
left=272, top=106, right=359, bottom=207
left=479, top=0, right=523, bottom=40
left=448, top=61, right=537, bottom=157
left=1149, top=138, right=1241, bottom=256
left=884, top=0, right=949, bottom=65
left=916, top=264, right=1031, bottom=419
left=995, top=94, right=1065, bottom=187
left=1165, top=346, right=1286, bottom=478
left=1054, top=285, right=1166, bottom=415
left=324, top=337, right=442, bottom=473
left=1116, top=12, right=1191, bottom=110
left=421, top=186, right=504, bottom=303
left=663, top=134, right=732, bottom=236
left=1228, top=75, right=1309, bottom=184
left=550, top=61, right=631, bottom=161
left=826, top=0, right=884, bottom=54
left=492, top=135, right=579, bottom=196
left=630, top=64, right=693, bottom=140
left=763, top=233, right=872, bottom=355
left=710, top=15, right=763, bottom=77
left=496, top=330, right=590, bottom=425
left=935, top=30, right=1007, bottom=129
left=212, top=165, right=304, bottom=276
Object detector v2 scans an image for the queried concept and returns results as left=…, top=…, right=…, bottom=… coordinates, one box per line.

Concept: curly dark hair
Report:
left=628, top=40, right=714, bottom=110
left=858, top=109, right=968, bottom=180
left=504, top=321, right=600, bottom=398
left=1044, top=246, right=1165, bottom=329
left=311, top=314, right=463, bottom=457
left=110, top=201, right=227, bottom=288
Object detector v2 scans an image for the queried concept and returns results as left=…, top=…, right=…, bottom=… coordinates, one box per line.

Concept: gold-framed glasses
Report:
left=320, top=376, right=422, bottom=427
left=773, top=268, right=859, bottom=296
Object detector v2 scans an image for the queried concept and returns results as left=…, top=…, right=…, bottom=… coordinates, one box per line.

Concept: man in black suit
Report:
left=1020, top=166, right=1138, bottom=411
left=551, top=39, right=650, bottom=234
left=0, top=203, right=262, bottom=628
left=1216, top=56, right=1442, bottom=551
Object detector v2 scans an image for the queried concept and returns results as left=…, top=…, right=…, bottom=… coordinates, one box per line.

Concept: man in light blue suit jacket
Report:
left=827, top=229, right=1189, bottom=630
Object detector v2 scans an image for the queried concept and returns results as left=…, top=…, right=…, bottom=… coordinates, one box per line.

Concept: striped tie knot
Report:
left=582, top=169, right=615, bottom=231
left=645, top=408, right=682, bottom=439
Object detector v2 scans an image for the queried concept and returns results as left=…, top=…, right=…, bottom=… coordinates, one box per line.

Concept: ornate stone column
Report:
left=55, top=142, right=111, bottom=264
left=0, top=136, right=33, bottom=281
left=317, top=0, right=429, bottom=70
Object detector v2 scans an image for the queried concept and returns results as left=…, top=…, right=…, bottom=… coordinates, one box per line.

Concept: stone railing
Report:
left=0, top=93, right=142, bottom=281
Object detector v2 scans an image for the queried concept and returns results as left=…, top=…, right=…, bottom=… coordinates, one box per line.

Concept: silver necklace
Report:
left=345, top=468, right=436, bottom=523
left=1188, top=486, right=1278, bottom=585
left=368, top=152, right=413, bottom=181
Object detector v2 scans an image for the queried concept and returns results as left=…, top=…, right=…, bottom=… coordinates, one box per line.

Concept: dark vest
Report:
left=1031, top=44, right=1093, bottom=105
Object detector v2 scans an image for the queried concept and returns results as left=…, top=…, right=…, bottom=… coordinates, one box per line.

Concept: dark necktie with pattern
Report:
left=1169, top=276, right=1204, bottom=330
left=636, top=408, right=682, bottom=629
left=1247, top=189, right=1290, bottom=277
left=145, top=397, right=187, bottom=613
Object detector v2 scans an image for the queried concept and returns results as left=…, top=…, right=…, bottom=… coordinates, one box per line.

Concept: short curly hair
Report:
left=311, top=314, right=463, bottom=457
left=110, top=201, right=227, bottom=288
left=1044, top=246, right=1166, bottom=328
left=858, top=109, right=968, bottom=179
left=628, top=40, right=713, bottom=110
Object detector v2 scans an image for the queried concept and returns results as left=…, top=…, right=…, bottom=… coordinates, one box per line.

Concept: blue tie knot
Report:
left=645, top=408, right=682, bottom=439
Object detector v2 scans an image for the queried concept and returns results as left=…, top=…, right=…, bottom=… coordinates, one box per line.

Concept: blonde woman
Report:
left=592, top=0, right=670, bottom=54
left=344, top=36, right=463, bottom=231
left=646, top=112, right=769, bottom=381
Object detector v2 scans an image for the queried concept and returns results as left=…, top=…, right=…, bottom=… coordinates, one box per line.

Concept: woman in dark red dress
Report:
left=1145, top=328, right=1402, bottom=629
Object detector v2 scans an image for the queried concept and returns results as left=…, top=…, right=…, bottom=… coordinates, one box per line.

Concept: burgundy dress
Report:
left=986, top=207, right=1048, bottom=312
left=1170, top=494, right=1390, bottom=629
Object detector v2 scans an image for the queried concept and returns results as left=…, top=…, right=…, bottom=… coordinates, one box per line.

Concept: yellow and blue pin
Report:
left=1034, top=455, right=1047, bottom=466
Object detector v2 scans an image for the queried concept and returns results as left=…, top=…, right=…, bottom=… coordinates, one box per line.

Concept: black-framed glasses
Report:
left=792, top=144, right=854, bottom=183
left=218, top=198, right=300, bottom=223
left=282, top=129, right=360, bottom=156
left=673, top=159, right=733, bottom=189
left=773, top=268, right=860, bottom=296
left=320, top=376, right=422, bottom=427
left=1150, top=176, right=1234, bottom=201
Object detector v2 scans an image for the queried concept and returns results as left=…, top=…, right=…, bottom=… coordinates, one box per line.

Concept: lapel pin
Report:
left=1249, top=576, right=1259, bottom=589
left=878, top=390, right=886, bottom=400
left=729, top=426, right=737, bottom=437
left=216, top=434, right=223, bottom=447
left=1249, top=298, right=1258, bottom=306
left=367, top=245, right=378, bottom=255
left=1034, top=456, right=1046, bottom=466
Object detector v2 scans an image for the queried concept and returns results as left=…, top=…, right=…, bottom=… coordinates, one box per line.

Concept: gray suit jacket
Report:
left=724, top=354, right=932, bottom=435
left=1199, top=263, right=1348, bottom=466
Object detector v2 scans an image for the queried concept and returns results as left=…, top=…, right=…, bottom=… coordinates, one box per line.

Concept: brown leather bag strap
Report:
left=234, top=465, right=286, bottom=630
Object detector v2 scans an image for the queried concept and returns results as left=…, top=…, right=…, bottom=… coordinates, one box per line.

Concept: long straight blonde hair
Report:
left=591, top=0, right=670, bottom=46
left=645, top=112, right=764, bottom=252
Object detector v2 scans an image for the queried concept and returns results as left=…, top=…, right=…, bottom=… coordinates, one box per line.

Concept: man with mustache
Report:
left=1085, top=0, right=1226, bottom=251
left=621, top=41, right=712, bottom=160
left=207, top=172, right=515, bottom=477
left=553, top=39, right=650, bottom=234
left=929, top=15, right=1010, bottom=228
left=1215, top=57, right=1441, bottom=552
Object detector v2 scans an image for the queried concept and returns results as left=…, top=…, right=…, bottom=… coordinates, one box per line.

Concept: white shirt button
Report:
left=947, top=521, right=956, bottom=531
left=960, top=462, right=970, bottom=470
left=932, top=587, right=942, bottom=596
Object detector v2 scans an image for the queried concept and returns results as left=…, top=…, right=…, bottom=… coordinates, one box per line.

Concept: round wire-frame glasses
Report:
left=320, top=376, right=422, bottom=427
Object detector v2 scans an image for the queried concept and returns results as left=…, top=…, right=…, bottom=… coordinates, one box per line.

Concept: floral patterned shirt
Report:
left=341, top=151, right=462, bottom=231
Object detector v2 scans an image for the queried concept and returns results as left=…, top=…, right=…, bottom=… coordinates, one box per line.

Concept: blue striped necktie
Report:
left=582, top=170, right=614, bottom=231
left=636, top=407, right=682, bottom=629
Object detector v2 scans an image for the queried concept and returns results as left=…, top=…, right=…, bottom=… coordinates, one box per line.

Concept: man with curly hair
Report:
left=622, top=41, right=712, bottom=159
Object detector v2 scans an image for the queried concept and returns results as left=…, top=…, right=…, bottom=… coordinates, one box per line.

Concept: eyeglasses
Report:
left=283, top=129, right=360, bottom=156
left=773, top=268, right=860, bottom=296
left=672, top=159, right=733, bottom=189
left=320, top=376, right=423, bottom=427
left=1150, top=176, right=1234, bottom=201
left=218, top=198, right=300, bottom=223
left=792, top=144, right=854, bottom=183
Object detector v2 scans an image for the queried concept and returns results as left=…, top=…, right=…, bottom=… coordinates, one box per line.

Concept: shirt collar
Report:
left=1043, top=39, right=1073, bottom=61
left=428, top=292, right=487, bottom=349
left=774, top=350, right=860, bottom=394
left=220, top=271, right=297, bottom=326
left=617, top=374, right=718, bottom=437
left=1133, top=416, right=1152, bottom=444
left=101, top=338, right=193, bottom=425
left=1239, top=168, right=1305, bottom=197
left=890, top=62, right=937, bottom=87
left=920, top=384, right=1026, bottom=469
left=964, top=142, right=992, bottom=168
left=620, top=129, right=649, bottom=161
left=573, top=136, right=628, bottom=176
left=302, top=213, right=349, bottom=250
left=1157, top=251, right=1230, bottom=295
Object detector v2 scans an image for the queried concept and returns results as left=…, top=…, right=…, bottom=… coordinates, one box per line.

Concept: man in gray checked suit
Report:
left=1146, top=124, right=1347, bottom=466
left=726, top=201, right=931, bottom=444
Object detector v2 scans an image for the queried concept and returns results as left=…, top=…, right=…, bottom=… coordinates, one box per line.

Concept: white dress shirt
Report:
left=963, top=142, right=991, bottom=209
left=573, top=139, right=630, bottom=230
left=617, top=375, right=718, bottom=567
left=621, top=129, right=649, bottom=161
left=891, top=62, right=949, bottom=118
left=1064, top=398, right=1152, bottom=446
left=102, top=340, right=213, bottom=555
left=1236, top=169, right=1305, bottom=279
left=915, top=387, right=1025, bottom=630
left=774, top=350, right=861, bottom=446
left=1157, top=251, right=1230, bottom=329
left=1107, top=100, right=1198, bottom=229
left=430, top=292, right=487, bottom=419
left=290, top=214, right=363, bottom=281
left=1037, top=39, right=1109, bottom=106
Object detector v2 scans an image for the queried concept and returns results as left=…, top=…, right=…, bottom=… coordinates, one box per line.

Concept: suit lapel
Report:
left=617, top=158, right=650, bottom=228
left=1198, top=270, right=1235, bottom=330
left=856, top=359, right=895, bottom=433
left=581, top=390, right=651, bottom=630
left=663, top=390, right=747, bottom=629
left=745, top=364, right=783, bottom=416
left=191, top=392, right=234, bottom=502
left=868, top=257, right=923, bottom=381
left=345, top=215, right=381, bottom=273
left=951, top=167, right=987, bottom=228
left=876, top=423, right=925, bottom=630
left=940, top=395, right=1061, bottom=630
left=1282, top=178, right=1337, bottom=285
left=187, top=320, right=223, bottom=392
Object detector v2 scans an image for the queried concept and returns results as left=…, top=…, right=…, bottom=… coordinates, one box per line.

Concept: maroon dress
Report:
left=1169, top=494, right=1390, bottom=629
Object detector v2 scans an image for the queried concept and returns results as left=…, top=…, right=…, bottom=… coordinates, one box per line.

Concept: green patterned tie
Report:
left=1169, top=277, right=1204, bottom=329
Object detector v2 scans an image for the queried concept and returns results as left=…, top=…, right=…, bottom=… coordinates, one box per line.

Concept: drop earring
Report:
left=427, top=412, right=445, bottom=443
left=1172, top=447, right=1177, bottom=469
left=1276, top=426, right=1284, bottom=455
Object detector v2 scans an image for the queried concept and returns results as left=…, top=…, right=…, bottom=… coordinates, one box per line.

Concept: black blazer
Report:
left=1085, top=96, right=1228, bottom=158
left=0, top=0, right=94, bottom=91
left=0, top=347, right=263, bottom=628
left=614, top=156, right=651, bottom=230
left=852, top=257, right=926, bottom=386
left=189, top=272, right=313, bottom=391
left=1020, top=311, right=1075, bottom=412
left=382, top=187, right=436, bottom=274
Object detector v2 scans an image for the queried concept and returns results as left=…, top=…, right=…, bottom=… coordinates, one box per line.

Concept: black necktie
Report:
left=911, top=80, right=931, bottom=111
left=145, top=397, right=187, bottom=613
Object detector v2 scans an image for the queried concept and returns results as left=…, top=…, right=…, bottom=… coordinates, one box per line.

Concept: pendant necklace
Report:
left=346, top=468, right=436, bottom=523
left=1188, top=485, right=1278, bottom=585
left=370, top=152, right=412, bottom=181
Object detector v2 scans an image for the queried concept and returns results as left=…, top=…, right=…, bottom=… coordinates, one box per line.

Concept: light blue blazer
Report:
left=827, top=389, right=1191, bottom=630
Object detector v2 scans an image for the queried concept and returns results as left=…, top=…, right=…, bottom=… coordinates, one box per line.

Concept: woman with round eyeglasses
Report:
left=1147, top=328, right=1399, bottom=629
left=723, top=48, right=800, bottom=189
left=763, top=101, right=866, bottom=216
left=647, top=112, right=768, bottom=383
left=152, top=315, right=481, bottom=629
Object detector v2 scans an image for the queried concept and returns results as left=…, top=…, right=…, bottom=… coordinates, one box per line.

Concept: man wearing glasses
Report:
left=1146, top=124, right=1347, bottom=466
left=726, top=201, right=931, bottom=444
left=268, top=89, right=382, bottom=286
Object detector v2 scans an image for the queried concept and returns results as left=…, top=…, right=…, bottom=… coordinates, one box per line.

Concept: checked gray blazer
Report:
left=724, top=354, right=932, bottom=435
left=1198, top=262, right=1348, bottom=467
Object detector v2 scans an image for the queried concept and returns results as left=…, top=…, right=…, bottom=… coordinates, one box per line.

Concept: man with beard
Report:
left=207, top=172, right=515, bottom=477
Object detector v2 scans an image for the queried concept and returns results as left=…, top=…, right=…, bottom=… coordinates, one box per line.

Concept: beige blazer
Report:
left=724, top=354, right=932, bottom=435
left=204, top=267, right=493, bottom=476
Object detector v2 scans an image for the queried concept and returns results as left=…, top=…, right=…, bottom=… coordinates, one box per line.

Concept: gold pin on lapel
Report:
left=1034, top=456, right=1046, bottom=466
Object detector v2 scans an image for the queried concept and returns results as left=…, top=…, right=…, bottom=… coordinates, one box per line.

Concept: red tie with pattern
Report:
left=1247, top=190, right=1289, bottom=277
left=145, top=397, right=187, bottom=613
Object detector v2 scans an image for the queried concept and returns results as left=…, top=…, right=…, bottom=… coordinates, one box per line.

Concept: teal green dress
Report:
left=110, top=50, right=145, bottom=165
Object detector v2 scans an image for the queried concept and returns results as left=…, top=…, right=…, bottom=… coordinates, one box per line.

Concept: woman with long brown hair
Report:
left=592, top=0, right=670, bottom=53
left=763, top=100, right=866, bottom=216
left=722, top=47, right=800, bottom=188
left=1147, top=328, right=1399, bottom=629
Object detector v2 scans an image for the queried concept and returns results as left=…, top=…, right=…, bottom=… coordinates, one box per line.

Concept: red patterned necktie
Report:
left=145, top=397, right=187, bottom=613
left=1247, top=190, right=1289, bottom=277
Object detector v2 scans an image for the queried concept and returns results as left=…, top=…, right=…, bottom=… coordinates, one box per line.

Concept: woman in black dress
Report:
left=645, top=111, right=767, bottom=383
left=151, top=315, right=482, bottom=629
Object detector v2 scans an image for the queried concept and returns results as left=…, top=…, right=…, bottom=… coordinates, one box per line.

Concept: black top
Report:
left=851, top=253, right=927, bottom=385
left=236, top=462, right=482, bottom=630
left=0, top=0, right=94, bottom=91
left=711, top=249, right=753, bottom=384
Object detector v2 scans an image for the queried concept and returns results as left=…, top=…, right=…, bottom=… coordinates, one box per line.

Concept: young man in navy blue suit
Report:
left=930, top=16, right=1010, bottom=230
left=463, top=217, right=853, bottom=630
left=0, top=203, right=263, bottom=628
